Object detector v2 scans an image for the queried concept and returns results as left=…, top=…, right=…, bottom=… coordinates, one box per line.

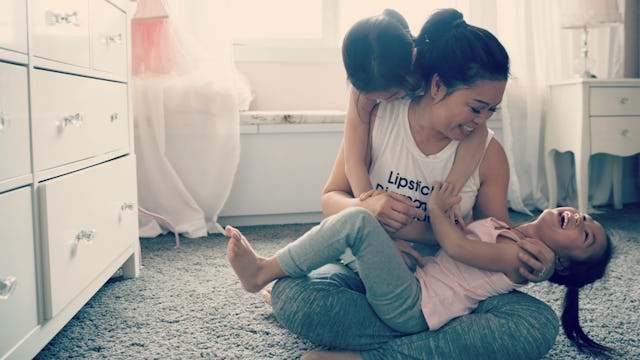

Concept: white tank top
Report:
left=369, top=98, right=493, bottom=224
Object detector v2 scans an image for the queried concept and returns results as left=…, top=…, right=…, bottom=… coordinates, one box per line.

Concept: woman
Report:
left=270, top=9, right=559, bottom=359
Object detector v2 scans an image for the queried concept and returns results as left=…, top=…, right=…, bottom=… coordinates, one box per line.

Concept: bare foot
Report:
left=260, top=287, right=272, bottom=306
left=225, top=225, right=272, bottom=293
left=301, top=351, right=362, bottom=360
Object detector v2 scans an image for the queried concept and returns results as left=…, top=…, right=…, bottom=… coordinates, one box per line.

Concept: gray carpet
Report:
left=35, top=204, right=640, bottom=359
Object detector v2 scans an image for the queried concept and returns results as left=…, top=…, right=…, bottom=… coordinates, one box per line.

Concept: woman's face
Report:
left=535, top=207, right=607, bottom=262
left=432, top=80, right=506, bottom=141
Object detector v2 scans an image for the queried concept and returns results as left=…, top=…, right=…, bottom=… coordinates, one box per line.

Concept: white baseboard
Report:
left=219, top=212, right=323, bottom=227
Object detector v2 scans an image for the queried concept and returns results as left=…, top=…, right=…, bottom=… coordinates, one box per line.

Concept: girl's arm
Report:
left=474, top=140, right=555, bottom=281
left=446, top=125, right=488, bottom=193
left=343, top=87, right=376, bottom=197
left=444, top=125, right=489, bottom=227
left=427, top=182, right=523, bottom=283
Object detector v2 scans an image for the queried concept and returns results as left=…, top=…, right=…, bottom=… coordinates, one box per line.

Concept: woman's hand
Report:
left=516, top=237, right=556, bottom=282
left=393, top=239, right=426, bottom=270
left=359, top=189, right=423, bottom=233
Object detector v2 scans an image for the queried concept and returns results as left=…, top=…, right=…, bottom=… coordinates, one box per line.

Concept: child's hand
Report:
left=428, top=182, right=461, bottom=215
left=393, top=239, right=427, bottom=270
left=450, top=203, right=466, bottom=230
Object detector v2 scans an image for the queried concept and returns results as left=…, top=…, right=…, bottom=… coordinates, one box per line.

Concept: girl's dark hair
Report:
left=415, top=8, right=509, bottom=94
left=342, top=9, right=422, bottom=94
left=547, top=229, right=616, bottom=357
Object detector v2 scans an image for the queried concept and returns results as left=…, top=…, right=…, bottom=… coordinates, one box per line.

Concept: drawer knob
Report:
left=62, top=113, right=84, bottom=127
left=110, top=112, right=120, bottom=122
left=619, top=97, right=629, bottom=105
left=0, top=112, right=9, bottom=131
left=0, top=276, right=17, bottom=300
left=45, top=10, right=80, bottom=27
left=75, top=229, right=96, bottom=244
left=121, top=202, right=136, bottom=211
left=621, top=128, right=630, bottom=137
left=105, top=33, right=123, bottom=45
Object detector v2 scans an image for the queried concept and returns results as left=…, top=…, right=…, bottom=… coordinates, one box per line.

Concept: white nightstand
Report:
left=545, top=78, right=640, bottom=213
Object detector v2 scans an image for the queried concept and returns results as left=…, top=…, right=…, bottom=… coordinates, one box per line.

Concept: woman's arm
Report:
left=321, top=140, right=365, bottom=215
left=473, top=138, right=510, bottom=223
left=321, top=139, right=424, bottom=234
left=343, top=87, right=376, bottom=197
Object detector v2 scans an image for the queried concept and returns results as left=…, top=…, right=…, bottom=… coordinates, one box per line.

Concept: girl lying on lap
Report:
left=226, top=182, right=614, bottom=358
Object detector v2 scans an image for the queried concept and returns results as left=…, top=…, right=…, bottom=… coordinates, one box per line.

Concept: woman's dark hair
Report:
left=547, top=229, right=616, bottom=357
left=342, top=9, right=422, bottom=95
left=415, top=8, right=509, bottom=94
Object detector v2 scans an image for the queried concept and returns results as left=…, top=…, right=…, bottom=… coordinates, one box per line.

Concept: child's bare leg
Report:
left=225, top=226, right=285, bottom=293
left=301, top=350, right=362, bottom=360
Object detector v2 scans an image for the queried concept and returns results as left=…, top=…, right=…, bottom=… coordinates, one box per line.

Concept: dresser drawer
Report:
left=39, top=156, right=138, bottom=319
left=90, top=0, right=128, bottom=77
left=590, top=87, right=640, bottom=116
left=31, top=70, right=129, bottom=171
left=0, top=61, right=30, bottom=181
left=590, top=117, right=640, bottom=156
left=0, top=187, right=38, bottom=355
left=0, top=0, right=28, bottom=54
left=31, top=0, right=90, bottom=68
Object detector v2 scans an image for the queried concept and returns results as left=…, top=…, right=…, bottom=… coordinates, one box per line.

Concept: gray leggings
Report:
left=275, top=207, right=427, bottom=334
left=271, top=209, right=560, bottom=359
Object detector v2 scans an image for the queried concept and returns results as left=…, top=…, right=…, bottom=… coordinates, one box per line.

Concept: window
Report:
left=230, top=0, right=335, bottom=48
left=338, top=0, right=469, bottom=38
left=230, top=0, right=338, bottom=61
left=230, top=0, right=472, bottom=62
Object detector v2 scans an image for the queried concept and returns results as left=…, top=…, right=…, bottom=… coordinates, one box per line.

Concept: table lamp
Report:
left=560, top=0, right=623, bottom=78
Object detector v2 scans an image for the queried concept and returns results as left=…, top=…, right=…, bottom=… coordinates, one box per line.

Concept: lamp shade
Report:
left=560, top=0, right=623, bottom=28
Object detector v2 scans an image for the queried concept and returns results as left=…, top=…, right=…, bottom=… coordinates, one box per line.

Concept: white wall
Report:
left=235, top=61, right=348, bottom=111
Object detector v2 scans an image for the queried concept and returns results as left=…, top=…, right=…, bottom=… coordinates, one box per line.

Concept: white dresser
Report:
left=545, top=78, right=640, bottom=213
left=0, top=1, right=139, bottom=358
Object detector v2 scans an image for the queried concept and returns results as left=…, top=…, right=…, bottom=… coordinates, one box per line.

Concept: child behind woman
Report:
left=226, top=182, right=614, bottom=357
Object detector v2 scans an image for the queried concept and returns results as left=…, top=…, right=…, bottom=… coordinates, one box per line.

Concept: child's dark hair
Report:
left=415, top=9, right=509, bottom=95
left=548, top=229, right=616, bottom=357
left=342, top=9, right=422, bottom=95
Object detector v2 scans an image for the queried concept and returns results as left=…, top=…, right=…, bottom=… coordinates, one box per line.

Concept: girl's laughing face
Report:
left=536, top=207, right=607, bottom=262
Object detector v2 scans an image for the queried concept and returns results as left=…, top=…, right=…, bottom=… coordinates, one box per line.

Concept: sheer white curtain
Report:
left=492, top=0, right=625, bottom=213
left=133, top=0, right=250, bottom=238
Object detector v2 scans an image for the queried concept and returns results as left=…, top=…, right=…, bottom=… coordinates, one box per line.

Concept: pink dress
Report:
left=415, top=218, right=525, bottom=330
